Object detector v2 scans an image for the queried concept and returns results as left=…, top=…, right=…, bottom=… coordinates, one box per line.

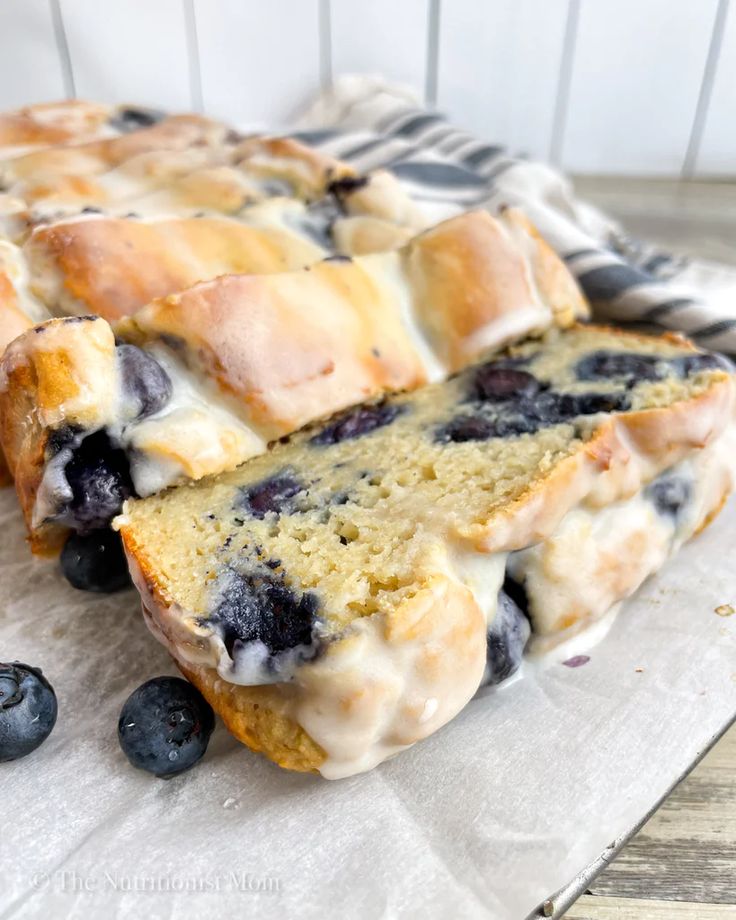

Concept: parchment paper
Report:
left=1, top=487, right=734, bottom=920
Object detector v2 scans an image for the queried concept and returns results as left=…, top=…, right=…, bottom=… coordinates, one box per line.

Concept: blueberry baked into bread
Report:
left=0, top=209, right=587, bottom=556
left=116, top=325, right=735, bottom=777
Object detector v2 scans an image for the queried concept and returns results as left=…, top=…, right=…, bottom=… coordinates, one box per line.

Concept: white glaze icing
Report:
left=0, top=239, right=50, bottom=325
left=368, top=250, right=448, bottom=384
left=111, top=344, right=266, bottom=497
left=517, top=419, right=736, bottom=646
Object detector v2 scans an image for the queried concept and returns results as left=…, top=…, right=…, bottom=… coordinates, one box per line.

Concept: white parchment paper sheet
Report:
left=0, top=488, right=734, bottom=920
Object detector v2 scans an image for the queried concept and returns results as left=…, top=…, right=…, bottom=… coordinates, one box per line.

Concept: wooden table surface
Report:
left=562, top=176, right=736, bottom=920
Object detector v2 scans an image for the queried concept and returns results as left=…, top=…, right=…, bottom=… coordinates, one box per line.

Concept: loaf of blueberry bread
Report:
left=116, top=325, right=735, bottom=777
left=0, top=209, right=587, bottom=555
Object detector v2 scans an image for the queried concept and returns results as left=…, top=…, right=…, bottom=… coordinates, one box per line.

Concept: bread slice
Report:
left=0, top=209, right=587, bottom=554
left=0, top=101, right=166, bottom=158
left=117, top=325, right=735, bottom=777
left=1, top=128, right=423, bottom=247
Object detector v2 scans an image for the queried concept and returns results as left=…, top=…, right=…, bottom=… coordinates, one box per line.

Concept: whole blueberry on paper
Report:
left=118, top=677, right=215, bottom=778
left=0, top=662, right=58, bottom=762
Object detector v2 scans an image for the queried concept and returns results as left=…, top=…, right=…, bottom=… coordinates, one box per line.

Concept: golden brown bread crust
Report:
left=500, top=208, right=587, bottom=328
left=122, top=265, right=427, bottom=439
left=0, top=101, right=112, bottom=151
left=0, top=269, right=34, bottom=485
left=1, top=114, right=228, bottom=184
left=25, top=216, right=325, bottom=320
left=2, top=130, right=377, bottom=227
left=120, top=210, right=588, bottom=427
left=0, top=274, right=33, bottom=354
left=405, top=208, right=587, bottom=370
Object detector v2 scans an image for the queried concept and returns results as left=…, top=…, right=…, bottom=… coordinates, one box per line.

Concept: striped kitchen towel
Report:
left=294, top=76, right=736, bottom=355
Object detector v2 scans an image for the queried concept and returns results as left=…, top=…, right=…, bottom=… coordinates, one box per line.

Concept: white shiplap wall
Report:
left=0, top=0, right=733, bottom=177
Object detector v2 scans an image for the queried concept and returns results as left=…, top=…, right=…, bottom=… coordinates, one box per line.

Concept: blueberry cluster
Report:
left=576, top=349, right=729, bottom=385
left=436, top=358, right=631, bottom=444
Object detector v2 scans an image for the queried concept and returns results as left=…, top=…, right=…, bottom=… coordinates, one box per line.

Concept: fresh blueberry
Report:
left=206, top=568, right=320, bottom=673
left=473, top=366, right=540, bottom=401
left=109, top=107, right=165, bottom=132
left=238, top=472, right=305, bottom=519
left=118, top=677, right=215, bottom=778
left=60, top=530, right=132, bottom=593
left=479, top=590, right=531, bottom=687
left=64, top=431, right=134, bottom=529
left=311, top=402, right=404, bottom=446
left=0, top=663, right=57, bottom=762
left=646, top=475, right=692, bottom=521
left=575, top=350, right=664, bottom=384
left=117, top=344, right=172, bottom=420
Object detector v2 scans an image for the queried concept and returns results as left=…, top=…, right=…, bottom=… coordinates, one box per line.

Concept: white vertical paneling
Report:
left=330, top=0, right=430, bottom=101
left=195, top=0, right=322, bottom=128
left=0, top=1, right=68, bottom=109
left=696, top=0, right=736, bottom=176
left=436, top=0, right=570, bottom=160
left=561, top=0, right=719, bottom=175
left=59, top=0, right=192, bottom=109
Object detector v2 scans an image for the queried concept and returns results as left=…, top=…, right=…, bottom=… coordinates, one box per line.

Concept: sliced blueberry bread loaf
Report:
left=117, top=325, right=736, bottom=777
left=0, top=209, right=587, bottom=555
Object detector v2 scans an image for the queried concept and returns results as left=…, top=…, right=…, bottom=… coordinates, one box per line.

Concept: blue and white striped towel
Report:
left=294, top=77, right=736, bottom=355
